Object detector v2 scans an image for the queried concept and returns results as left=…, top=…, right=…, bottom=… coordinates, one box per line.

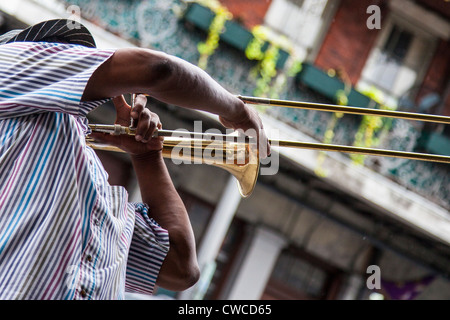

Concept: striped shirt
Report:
left=0, top=42, right=170, bottom=299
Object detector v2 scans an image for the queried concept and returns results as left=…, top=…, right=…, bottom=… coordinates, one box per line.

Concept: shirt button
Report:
left=87, top=255, right=93, bottom=262
left=80, top=289, right=87, bottom=298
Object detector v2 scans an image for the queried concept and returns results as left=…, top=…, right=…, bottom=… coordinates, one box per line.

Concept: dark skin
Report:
left=83, top=47, right=269, bottom=291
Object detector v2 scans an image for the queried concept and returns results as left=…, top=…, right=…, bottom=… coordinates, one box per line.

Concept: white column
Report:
left=180, top=176, right=242, bottom=299
left=196, top=176, right=242, bottom=269
left=227, top=226, right=287, bottom=300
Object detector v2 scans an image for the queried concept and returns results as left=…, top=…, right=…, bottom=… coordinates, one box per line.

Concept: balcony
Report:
left=296, top=63, right=373, bottom=109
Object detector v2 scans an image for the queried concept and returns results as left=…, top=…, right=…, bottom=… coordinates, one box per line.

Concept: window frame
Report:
left=264, top=0, right=338, bottom=62
left=357, top=13, right=438, bottom=108
left=263, top=245, right=343, bottom=300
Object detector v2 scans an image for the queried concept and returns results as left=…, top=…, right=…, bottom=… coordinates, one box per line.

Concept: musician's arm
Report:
left=131, top=150, right=200, bottom=291
left=82, top=47, right=269, bottom=157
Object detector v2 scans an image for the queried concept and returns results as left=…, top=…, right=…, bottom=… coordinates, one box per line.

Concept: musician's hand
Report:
left=219, top=102, right=270, bottom=159
left=89, top=94, right=163, bottom=155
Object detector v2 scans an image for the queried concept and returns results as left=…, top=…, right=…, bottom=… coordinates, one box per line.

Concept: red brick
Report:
left=417, top=39, right=450, bottom=115
left=219, top=0, right=272, bottom=29
left=314, top=0, right=386, bottom=85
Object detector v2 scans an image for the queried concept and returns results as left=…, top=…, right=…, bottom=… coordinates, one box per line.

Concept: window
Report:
left=369, top=25, right=413, bottom=92
left=358, top=19, right=437, bottom=108
left=262, top=247, right=342, bottom=300
left=264, top=0, right=335, bottom=61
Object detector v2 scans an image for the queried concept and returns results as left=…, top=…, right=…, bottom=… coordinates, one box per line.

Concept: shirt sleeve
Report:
left=0, top=42, right=115, bottom=120
left=125, top=203, right=170, bottom=295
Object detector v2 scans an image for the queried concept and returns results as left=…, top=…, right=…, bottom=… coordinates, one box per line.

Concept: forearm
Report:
left=144, top=53, right=245, bottom=119
left=83, top=48, right=245, bottom=120
left=131, top=150, right=199, bottom=290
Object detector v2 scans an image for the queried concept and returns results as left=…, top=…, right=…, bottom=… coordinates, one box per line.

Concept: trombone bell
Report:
left=86, top=133, right=260, bottom=198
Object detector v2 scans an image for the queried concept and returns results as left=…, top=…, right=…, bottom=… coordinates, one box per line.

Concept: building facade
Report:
left=1, top=0, right=449, bottom=300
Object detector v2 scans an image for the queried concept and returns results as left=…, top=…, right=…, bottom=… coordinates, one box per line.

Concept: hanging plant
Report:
left=196, top=0, right=232, bottom=69
left=254, top=45, right=280, bottom=97
left=351, top=86, right=396, bottom=165
left=244, top=25, right=303, bottom=117
left=266, top=58, right=302, bottom=101
left=245, top=25, right=266, bottom=61
left=315, top=70, right=349, bottom=177
left=245, top=26, right=281, bottom=98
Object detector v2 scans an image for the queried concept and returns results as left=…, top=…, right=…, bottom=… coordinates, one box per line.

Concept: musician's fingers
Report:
left=143, top=113, right=161, bottom=143
left=130, top=94, right=147, bottom=123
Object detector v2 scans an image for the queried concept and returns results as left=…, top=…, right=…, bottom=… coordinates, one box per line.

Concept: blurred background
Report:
left=1, top=0, right=449, bottom=300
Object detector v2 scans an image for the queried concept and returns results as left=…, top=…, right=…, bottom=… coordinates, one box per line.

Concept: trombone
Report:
left=86, top=95, right=450, bottom=197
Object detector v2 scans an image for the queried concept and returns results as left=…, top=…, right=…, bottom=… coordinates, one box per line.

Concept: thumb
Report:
left=112, top=95, right=131, bottom=126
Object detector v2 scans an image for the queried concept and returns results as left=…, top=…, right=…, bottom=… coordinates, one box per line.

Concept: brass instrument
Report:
left=86, top=125, right=259, bottom=197
left=86, top=96, right=450, bottom=198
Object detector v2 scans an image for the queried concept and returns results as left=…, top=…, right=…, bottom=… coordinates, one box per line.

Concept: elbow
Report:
left=173, top=259, right=200, bottom=291
left=158, top=260, right=200, bottom=292
left=179, top=263, right=201, bottom=291
left=157, top=231, right=201, bottom=291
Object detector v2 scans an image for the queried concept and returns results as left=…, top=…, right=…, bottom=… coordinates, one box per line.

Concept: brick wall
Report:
left=217, top=0, right=449, bottom=115
left=417, top=39, right=450, bottom=116
left=314, top=0, right=386, bottom=85
left=314, top=0, right=449, bottom=115
left=219, top=0, right=272, bottom=29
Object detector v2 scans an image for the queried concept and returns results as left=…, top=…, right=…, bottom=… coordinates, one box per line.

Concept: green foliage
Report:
left=245, top=26, right=280, bottom=98
left=351, top=86, right=396, bottom=165
left=245, top=26, right=302, bottom=101
left=196, top=0, right=232, bottom=69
